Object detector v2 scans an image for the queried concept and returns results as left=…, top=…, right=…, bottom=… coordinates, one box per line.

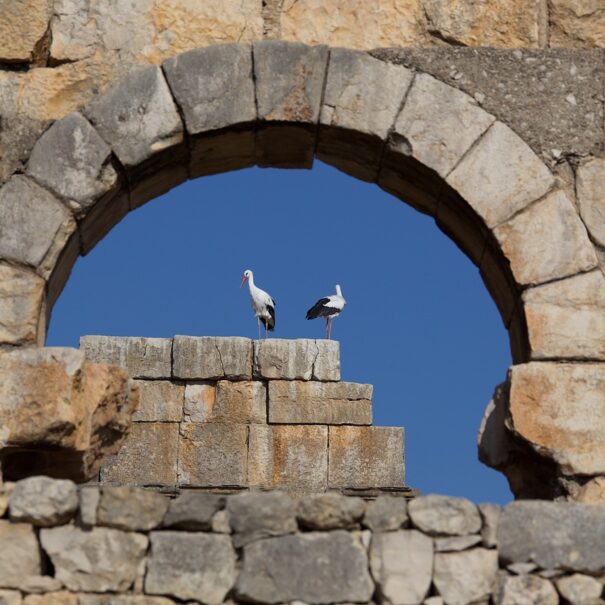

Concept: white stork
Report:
left=306, top=284, right=346, bottom=339
left=240, top=269, right=276, bottom=339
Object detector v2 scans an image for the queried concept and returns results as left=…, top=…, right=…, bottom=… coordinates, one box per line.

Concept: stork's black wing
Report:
left=306, top=297, right=335, bottom=320
left=261, top=303, right=276, bottom=331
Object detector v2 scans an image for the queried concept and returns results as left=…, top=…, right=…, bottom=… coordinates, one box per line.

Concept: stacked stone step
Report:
left=80, top=335, right=405, bottom=493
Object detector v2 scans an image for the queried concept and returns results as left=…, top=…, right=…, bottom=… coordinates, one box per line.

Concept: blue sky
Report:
left=47, top=161, right=512, bottom=503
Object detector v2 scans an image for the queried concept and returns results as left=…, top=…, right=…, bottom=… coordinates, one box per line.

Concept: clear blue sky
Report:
left=47, top=161, right=512, bottom=503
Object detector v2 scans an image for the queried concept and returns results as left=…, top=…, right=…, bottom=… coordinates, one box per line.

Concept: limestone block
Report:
left=433, top=548, right=499, bottom=605
left=183, top=383, right=215, bottom=422
left=40, top=525, right=147, bottom=592
left=0, top=0, right=52, bottom=62
left=577, top=158, right=605, bottom=247
left=494, top=190, right=597, bottom=286
left=328, top=426, right=404, bottom=488
left=235, top=531, right=374, bottom=603
left=318, top=49, right=413, bottom=180
left=577, top=477, right=605, bottom=504
left=248, top=425, right=328, bottom=491
left=280, top=0, right=426, bottom=49
left=145, top=532, right=236, bottom=603
left=18, top=577, right=63, bottom=594
left=370, top=530, right=434, bottom=605
left=173, top=336, right=252, bottom=380
left=81, top=336, right=173, bottom=379
left=163, top=493, right=224, bottom=531
left=79, top=487, right=99, bottom=526
left=499, top=501, right=605, bottom=573
left=0, top=591, right=21, bottom=605
left=434, top=535, right=482, bottom=552
left=408, top=495, right=482, bottom=536
left=523, top=270, right=605, bottom=360
left=132, top=380, right=184, bottom=422
left=268, top=380, right=372, bottom=424
left=23, top=594, right=77, bottom=605
left=363, top=496, right=408, bottom=532
left=78, top=598, right=176, bottom=605
left=83, top=65, right=184, bottom=168
left=496, top=575, right=558, bottom=605
left=100, top=423, right=179, bottom=486
left=253, top=338, right=340, bottom=381
left=178, top=423, right=248, bottom=487
left=27, top=113, right=118, bottom=210
left=556, top=574, right=603, bottom=605
left=0, top=483, right=14, bottom=518
left=549, top=0, right=605, bottom=47
left=9, top=477, right=77, bottom=527
left=97, top=487, right=169, bottom=531
left=296, top=493, right=365, bottom=530
left=0, top=521, right=42, bottom=589
left=0, top=263, right=45, bottom=346
left=227, top=491, right=297, bottom=547
left=447, top=121, right=554, bottom=228
left=0, top=175, right=76, bottom=272
left=508, top=363, right=605, bottom=475
left=478, top=503, right=500, bottom=548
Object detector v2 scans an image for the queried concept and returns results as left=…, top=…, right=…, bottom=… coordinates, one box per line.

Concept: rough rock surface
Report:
left=296, top=493, right=365, bottom=530
left=183, top=383, right=215, bottom=422
left=0, top=0, right=52, bottom=63
left=96, top=487, right=168, bottom=531
left=434, top=535, right=483, bottom=552
left=479, top=503, right=500, bottom=548
left=408, top=495, right=482, bottom=536
left=196, top=381, right=267, bottom=424
left=132, top=381, right=184, bottom=423
left=163, top=493, right=224, bottom=531
left=577, top=158, right=605, bottom=247
left=555, top=574, right=603, bottom=605
left=0, top=521, right=42, bottom=589
left=496, top=575, right=559, bottom=605
left=363, top=496, right=408, bottom=532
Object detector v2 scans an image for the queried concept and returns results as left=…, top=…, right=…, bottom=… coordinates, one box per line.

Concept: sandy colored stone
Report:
left=132, top=380, right=184, bottom=422
left=0, top=116, right=49, bottom=184
left=329, top=426, right=404, bottom=489
left=23, top=593, right=77, bottom=605
left=0, top=521, right=42, bottom=589
left=0, top=591, right=21, bottom=605
left=577, top=477, right=605, bottom=504
left=0, top=0, right=52, bottom=62
left=549, top=0, right=605, bottom=48
left=193, top=380, right=267, bottom=423
left=97, top=487, right=169, bottom=531
left=577, top=158, right=605, bottom=247
left=496, top=575, right=558, bottom=605
left=248, top=425, right=328, bottom=491
left=509, top=362, right=605, bottom=475
left=523, top=270, right=605, bottom=360
left=296, top=493, right=366, bottom=530
left=363, top=496, right=408, bottom=532
left=0, top=483, right=15, bottom=518
left=183, top=383, right=215, bottom=422
left=556, top=574, right=603, bottom=605
left=408, top=495, right=481, bottom=536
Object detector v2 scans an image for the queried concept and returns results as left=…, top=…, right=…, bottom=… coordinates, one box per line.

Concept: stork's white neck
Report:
left=335, top=284, right=342, bottom=297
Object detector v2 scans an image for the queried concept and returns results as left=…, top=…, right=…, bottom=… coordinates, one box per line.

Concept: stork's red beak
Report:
left=240, top=275, right=248, bottom=288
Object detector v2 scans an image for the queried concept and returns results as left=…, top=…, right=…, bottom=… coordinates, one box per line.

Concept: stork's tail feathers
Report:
left=262, top=305, right=276, bottom=331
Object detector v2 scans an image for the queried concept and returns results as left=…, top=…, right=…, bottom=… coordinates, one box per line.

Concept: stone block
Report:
left=27, top=113, right=118, bottom=211
left=577, top=158, right=605, bottom=247
left=363, top=496, right=408, bottom=532
left=81, top=336, right=173, bottom=379
left=40, top=525, right=147, bottom=592
left=577, top=477, right=605, bottom=504
left=97, top=487, right=169, bottom=531
left=101, top=423, right=178, bottom=486
left=163, top=493, right=224, bottom=531
left=508, top=363, right=605, bottom=475
left=0, top=0, right=52, bottom=62
left=447, top=121, right=554, bottom=228
left=297, top=493, right=365, bottom=530
left=253, top=338, right=340, bottom=381
left=0, top=521, right=42, bottom=589
left=268, top=380, right=372, bottom=424
left=478, top=503, right=500, bottom=548
left=23, top=593, right=77, bottom=605
left=248, top=425, right=328, bottom=491
left=549, top=0, right=605, bottom=47
left=18, top=577, right=63, bottom=594
left=78, top=597, right=177, bottom=605
left=494, top=190, right=597, bottom=287
left=183, top=382, right=215, bottom=422
left=9, top=476, right=77, bottom=527
left=370, top=530, right=433, bottom=605
left=328, top=426, right=404, bottom=488
left=173, top=336, right=252, bottom=380
left=0, top=591, right=21, bottom=605
left=523, top=270, right=605, bottom=360
left=496, top=576, right=558, bottom=605
left=78, top=190, right=129, bottom=254
left=79, top=487, right=99, bottom=526
left=188, top=129, right=255, bottom=178
left=555, top=574, right=603, bottom=605
left=178, top=423, right=248, bottom=487
left=145, top=532, right=236, bottom=603
left=408, top=495, right=482, bottom=536
left=318, top=49, right=413, bottom=181
left=235, top=531, right=374, bottom=603
left=132, top=380, right=183, bottom=422
left=0, top=483, right=14, bottom=518
left=434, top=535, right=482, bottom=552
left=0, top=263, right=45, bottom=346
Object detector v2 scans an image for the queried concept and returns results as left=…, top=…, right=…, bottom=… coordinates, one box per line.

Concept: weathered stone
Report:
left=328, top=426, right=404, bottom=488
left=577, top=477, right=605, bottom=504
left=19, top=576, right=63, bottom=594
left=0, top=175, right=75, bottom=271
left=227, top=491, right=297, bottom=547
left=0, top=521, right=42, bottom=589
left=424, top=598, right=444, bottom=605
left=0, top=0, right=52, bottom=62
left=268, top=380, right=372, bottom=425
left=253, top=338, right=340, bottom=381
left=408, top=495, right=482, bottom=536
left=434, top=535, right=483, bottom=552
left=236, top=531, right=374, bottom=603
left=363, top=496, right=408, bottom=532
left=508, top=363, right=605, bottom=475
left=84, top=65, right=183, bottom=168
left=297, top=493, right=365, bottom=530
left=447, top=121, right=554, bottom=228
left=549, top=0, right=605, bottom=47
left=23, top=593, right=77, bottom=605
left=0, top=483, right=14, bottom=518
left=27, top=113, right=118, bottom=209
left=433, top=548, right=499, bottom=605
left=178, top=423, right=248, bottom=486
left=248, top=425, right=328, bottom=491
left=479, top=503, right=500, bottom=548
left=370, top=530, right=434, bottom=605
left=556, top=574, right=603, bottom=605
left=81, top=336, right=172, bottom=379
left=97, top=487, right=168, bottom=531
left=211, top=509, right=231, bottom=534
left=173, top=336, right=252, bottom=380
left=163, top=492, right=224, bottom=530
left=78, top=596, right=176, bottom=605
left=9, top=476, right=77, bottom=526
left=496, top=575, right=559, bottom=605
left=182, top=383, right=215, bottom=422
left=40, top=525, right=147, bottom=592
left=101, top=423, right=179, bottom=486
left=507, top=562, right=538, bottom=575
left=132, top=380, right=183, bottom=423
left=577, top=158, right=605, bottom=247
left=79, top=487, right=99, bottom=526
left=494, top=190, right=597, bottom=287
left=0, top=263, right=45, bottom=346
left=0, top=590, right=21, bottom=605
left=145, top=532, right=236, bottom=603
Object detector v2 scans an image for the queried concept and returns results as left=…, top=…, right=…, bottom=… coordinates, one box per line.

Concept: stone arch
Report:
left=1, top=41, right=604, bottom=498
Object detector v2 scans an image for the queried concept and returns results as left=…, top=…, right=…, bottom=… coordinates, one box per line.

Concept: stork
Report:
left=306, top=284, right=346, bottom=339
left=240, top=269, right=276, bottom=339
